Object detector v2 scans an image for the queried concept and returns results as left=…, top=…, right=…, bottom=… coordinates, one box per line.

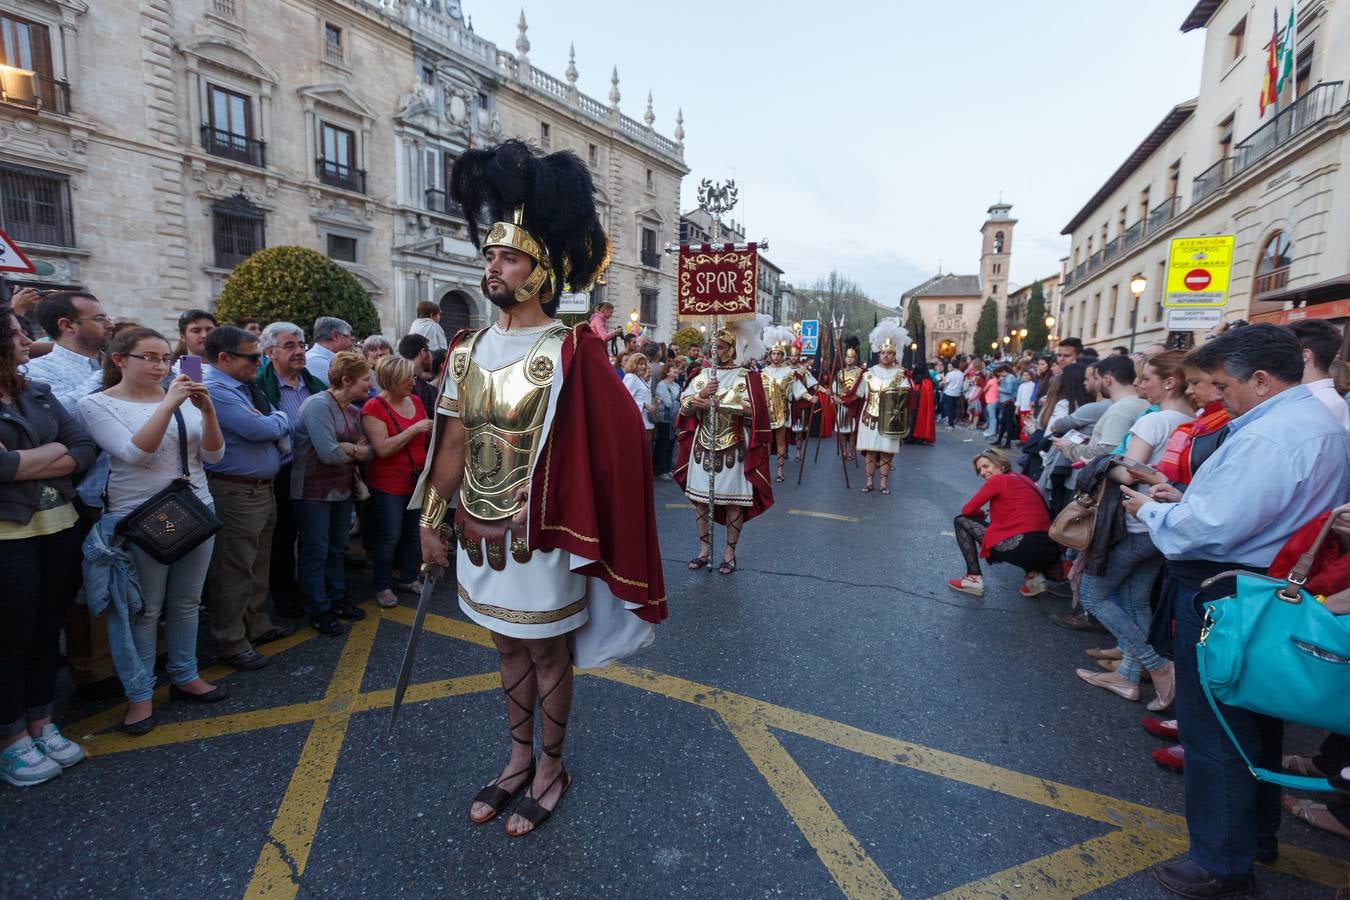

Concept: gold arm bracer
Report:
left=419, top=484, right=451, bottom=532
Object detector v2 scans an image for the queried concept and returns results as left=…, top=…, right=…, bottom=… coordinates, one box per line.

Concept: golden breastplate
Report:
left=454, top=326, right=565, bottom=521
left=863, top=369, right=912, bottom=437
left=692, top=367, right=749, bottom=452
left=837, top=367, right=861, bottom=395
left=763, top=368, right=792, bottom=429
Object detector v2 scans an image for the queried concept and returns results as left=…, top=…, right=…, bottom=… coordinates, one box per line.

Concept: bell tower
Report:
left=979, top=202, right=1016, bottom=340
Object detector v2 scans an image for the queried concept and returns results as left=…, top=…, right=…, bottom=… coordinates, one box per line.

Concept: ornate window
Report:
left=1254, top=231, right=1292, bottom=296
left=212, top=193, right=265, bottom=268
left=0, top=163, right=73, bottom=247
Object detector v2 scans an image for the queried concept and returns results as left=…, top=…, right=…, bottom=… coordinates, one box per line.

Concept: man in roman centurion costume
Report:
left=760, top=325, right=797, bottom=483
left=675, top=316, right=774, bottom=575
left=855, top=318, right=912, bottom=495
left=416, top=140, right=666, bottom=837
left=831, top=337, right=865, bottom=461
left=786, top=343, right=819, bottom=459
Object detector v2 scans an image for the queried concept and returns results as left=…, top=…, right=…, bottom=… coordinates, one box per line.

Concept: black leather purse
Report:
left=115, top=408, right=221, bottom=565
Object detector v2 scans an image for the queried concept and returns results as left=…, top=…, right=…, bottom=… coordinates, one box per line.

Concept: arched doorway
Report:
left=439, top=289, right=473, bottom=332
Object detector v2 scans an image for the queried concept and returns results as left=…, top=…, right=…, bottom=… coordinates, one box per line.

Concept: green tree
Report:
left=672, top=326, right=702, bottom=354
left=215, top=246, right=380, bottom=339
left=1024, top=281, right=1049, bottom=353
left=903, top=297, right=924, bottom=343
left=973, top=297, right=999, bottom=354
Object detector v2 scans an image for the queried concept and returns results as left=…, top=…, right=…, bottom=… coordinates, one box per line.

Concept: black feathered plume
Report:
left=449, top=139, right=610, bottom=296
left=844, top=336, right=860, bottom=351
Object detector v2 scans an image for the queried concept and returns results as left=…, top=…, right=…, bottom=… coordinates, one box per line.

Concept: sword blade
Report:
left=387, top=562, right=442, bottom=737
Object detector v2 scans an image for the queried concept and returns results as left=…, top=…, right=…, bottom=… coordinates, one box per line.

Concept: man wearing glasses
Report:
left=203, top=326, right=295, bottom=669
left=258, top=322, right=326, bottom=617
left=304, top=316, right=354, bottom=387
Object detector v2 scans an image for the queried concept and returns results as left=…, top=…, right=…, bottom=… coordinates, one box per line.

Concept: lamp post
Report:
left=1128, top=274, right=1148, bottom=352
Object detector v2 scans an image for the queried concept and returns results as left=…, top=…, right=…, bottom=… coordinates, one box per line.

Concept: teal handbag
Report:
left=1197, top=512, right=1350, bottom=793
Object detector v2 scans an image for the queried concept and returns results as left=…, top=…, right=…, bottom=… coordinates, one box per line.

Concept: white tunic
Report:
left=679, top=366, right=754, bottom=507
left=439, top=323, right=587, bottom=640
left=855, top=366, right=906, bottom=455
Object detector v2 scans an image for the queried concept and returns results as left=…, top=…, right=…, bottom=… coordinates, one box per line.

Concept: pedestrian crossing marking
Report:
left=66, top=605, right=1350, bottom=899
left=664, top=502, right=693, bottom=509
left=788, top=509, right=859, bottom=523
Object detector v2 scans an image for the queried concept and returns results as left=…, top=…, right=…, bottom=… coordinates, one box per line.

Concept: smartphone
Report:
left=180, top=355, right=203, bottom=383
left=1062, top=429, right=1090, bottom=445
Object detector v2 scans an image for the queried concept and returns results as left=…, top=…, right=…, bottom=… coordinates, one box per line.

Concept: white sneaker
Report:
left=33, top=723, right=85, bottom=768
left=0, top=736, right=63, bottom=787
left=1019, top=574, right=1049, bottom=597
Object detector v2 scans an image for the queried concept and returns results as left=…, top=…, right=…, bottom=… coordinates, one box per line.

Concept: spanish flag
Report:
left=1259, top=8, right=1279, bottom=116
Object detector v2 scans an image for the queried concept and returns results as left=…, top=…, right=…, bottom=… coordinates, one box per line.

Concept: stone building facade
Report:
left=0, top=0, right=687, bottom=340
left=1060, top=0, right=1350, bottom=352
left=899, top=202, right=1017, bottom=357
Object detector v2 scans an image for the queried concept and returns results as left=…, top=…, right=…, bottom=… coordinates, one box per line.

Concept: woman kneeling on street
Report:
left=948, top=448, right=1059, bottom=598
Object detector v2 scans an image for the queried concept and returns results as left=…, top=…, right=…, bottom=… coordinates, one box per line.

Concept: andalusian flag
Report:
left=1276, top=4, right=1296, bottom=95
left=1259, top=8, right=1278, bottom=116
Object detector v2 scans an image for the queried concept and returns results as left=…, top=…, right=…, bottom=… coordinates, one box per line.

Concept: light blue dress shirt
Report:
left=203, top=368, right=289, bottom=479
left=1137, top=385, right=1350, bottom=567
left=20, top=343, right=107, bottom=507
left=305, top=344, right=335, bottom=387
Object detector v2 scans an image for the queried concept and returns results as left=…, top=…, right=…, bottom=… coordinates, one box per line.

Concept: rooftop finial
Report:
left=675, top=108, right=685, bottom=145
left=643, top=91, right=655, bottom=127
left=515, top=9, right=530, bottom=58
left=565, top=43, right=578, bottom=84
left=609, top=66, right=621, bottom=107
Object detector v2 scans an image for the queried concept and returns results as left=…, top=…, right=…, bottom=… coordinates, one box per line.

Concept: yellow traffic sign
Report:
left=1165, top=235, right=1235, bottom=307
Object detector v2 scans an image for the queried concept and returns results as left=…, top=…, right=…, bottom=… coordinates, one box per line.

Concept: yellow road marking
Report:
left=932, top=830, right=1184, bottom=899
left=245, top=612, right=378, bottom=899
left=69, top=605, right=1349, bottom=898
left=788, top=508, right=859, bottom=523
left=664, top=501, right=693, bottom=509
left=723, top=714, right=902, bottom=899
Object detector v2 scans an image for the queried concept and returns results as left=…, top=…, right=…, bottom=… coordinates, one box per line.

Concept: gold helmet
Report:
left=869, top=317, right=910, bottom=355
left=763, top=325, right=795, bottom=358
left=479, top=210, right=554, bottom=304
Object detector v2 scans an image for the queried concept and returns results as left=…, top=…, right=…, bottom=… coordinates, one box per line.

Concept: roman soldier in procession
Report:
left=830, top=337, right=865, bottom=461
left=675, top=316, right=774, bottom=575
left=855, top=318, right=912, bottom=495
left=786, top=343, right=819, bottom=460
left=416, top=140, right=666, bottom=837
left=760, top=325, right=797, bottom=483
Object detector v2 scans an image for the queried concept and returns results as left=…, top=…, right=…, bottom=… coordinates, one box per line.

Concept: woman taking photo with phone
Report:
left=1074, top=350, right=1194, bottom=709
left=78, top=327, right=227, bottom=735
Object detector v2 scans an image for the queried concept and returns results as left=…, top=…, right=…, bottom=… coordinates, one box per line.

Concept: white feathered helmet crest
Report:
left=763, top=325, right=795, bottom=359
left=869, top=317, right=910, bottom=357
left=714, top=314, right=770, bottom=366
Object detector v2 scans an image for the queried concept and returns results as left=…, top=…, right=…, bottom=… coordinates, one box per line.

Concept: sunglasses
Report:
left=227, top=351, right=263, bottom=363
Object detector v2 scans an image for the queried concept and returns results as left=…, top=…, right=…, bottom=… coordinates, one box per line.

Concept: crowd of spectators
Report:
left=0, top=289, right=448, bottom=783
left=945, top=319, right=1350, bottom=895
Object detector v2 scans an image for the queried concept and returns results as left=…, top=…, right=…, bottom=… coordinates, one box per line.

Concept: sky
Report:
left=467, top=1, right=1205, bottom=305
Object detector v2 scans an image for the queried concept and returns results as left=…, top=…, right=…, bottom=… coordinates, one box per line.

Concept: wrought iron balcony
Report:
left=1192, top=157, right=1232, bottom=204
left=1233, top=81, right=1342, bottom=177
left=1103, top=236, right=1121, bottom=263
left=0, top=70, right=70, bottom=115
left=424, top=188, right=448, bottom=213
left=1121, top=220, right=1143, bottom=251
left=316, top=159, right=366, bottom=194
left=1147, top=197, right=1181, bottom=234
left=201, top=126, right=266, bottom=168
left=640, top=249, right=661, bottom=269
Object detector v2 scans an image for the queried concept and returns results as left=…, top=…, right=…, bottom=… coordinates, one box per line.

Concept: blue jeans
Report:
left=294, top=497, right=354, bottom=616
left=368, top=487, right=421, bottom=591
left=1171, top=561, right=1281, bottom=879
left=106, top=537, right=215, bottom=703
left=1077, top=531, right=1166, bottom=683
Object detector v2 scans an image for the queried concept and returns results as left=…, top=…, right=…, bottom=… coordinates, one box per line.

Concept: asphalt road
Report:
left=6, top=426, right=1348, bottom=898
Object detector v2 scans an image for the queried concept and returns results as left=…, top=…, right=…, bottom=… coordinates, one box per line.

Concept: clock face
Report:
left=447, top=0, right=463, bottom=19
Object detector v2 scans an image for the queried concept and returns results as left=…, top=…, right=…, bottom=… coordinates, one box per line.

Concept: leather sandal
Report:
left=469, top=757, right=535, bottom=824
left=508, top=767, right=572, bottom=837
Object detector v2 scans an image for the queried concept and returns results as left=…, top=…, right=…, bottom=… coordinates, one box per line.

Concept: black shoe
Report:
left=1150, top=859, right=1253, bottom=898
left=117, top=715, right=156, bottom=736
left=221, top=648, right=269, bottom=671
left=331, top=601, right=366, bottom=621
left=252, top=625, right=295, bottom=646
left=311, top=612, right=344, bottom=636
left=169, top=683, right=231, bottom=704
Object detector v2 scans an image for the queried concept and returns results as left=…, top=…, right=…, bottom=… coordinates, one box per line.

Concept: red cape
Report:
left=1268, top=511, right=1350, bottom=597
left=673, top=369, right=775, bottom=525
left=443, top=325, right=666, bottom=623
left=910, top=373, right=936, bottom=443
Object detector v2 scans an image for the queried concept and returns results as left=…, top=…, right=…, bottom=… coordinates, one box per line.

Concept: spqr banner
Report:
left=676, top=242, right=758, bottom=322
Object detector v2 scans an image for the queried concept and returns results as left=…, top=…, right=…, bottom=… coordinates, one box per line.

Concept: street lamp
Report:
left=1128, top=274, right=1148, bottom=352
left=1044, top=315, right=1056, bottom=328
left=990, top=341, right=999, bottom=351
left=1018, top=328, right=1028, bottom=338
